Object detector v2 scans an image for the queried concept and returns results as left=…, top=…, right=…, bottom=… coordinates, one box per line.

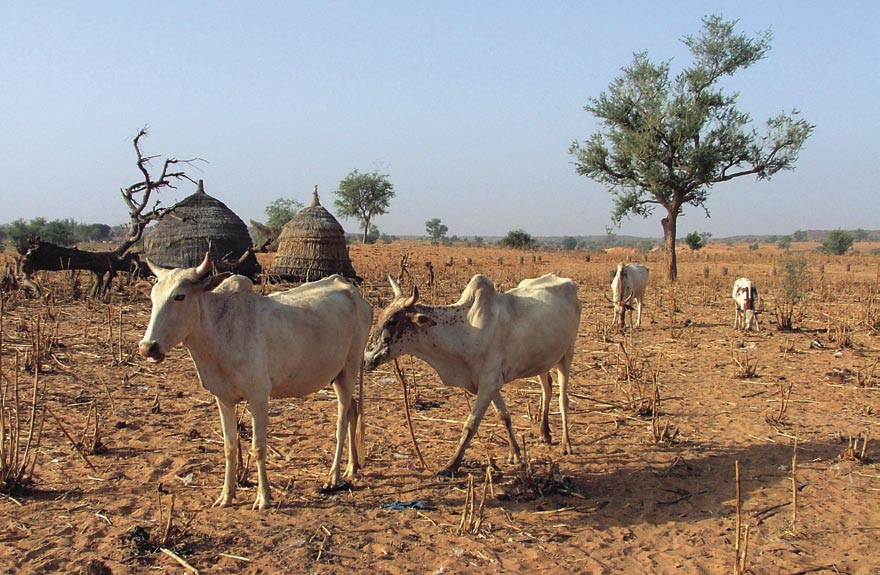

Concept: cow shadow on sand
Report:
left=375, top=438, right=849, bottom=531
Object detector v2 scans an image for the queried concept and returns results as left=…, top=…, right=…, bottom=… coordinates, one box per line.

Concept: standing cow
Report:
left=609, top=263, right=649, bottom=331
left=138, top=254, right=372, bottom=510
left=732, top=277, right=760, bottom=331
left=364, top=273, right=580, bottom=476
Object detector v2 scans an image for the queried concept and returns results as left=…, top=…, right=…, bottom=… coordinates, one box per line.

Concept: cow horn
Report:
left=195, top=252, right=213, bottom=278
left=603, top=294, right=614, bottom=304
left=405, top=285, right=419, bottom=307
left=145, top=257, right=168, bottom=279
left=388, top=275, right=403, bottom=298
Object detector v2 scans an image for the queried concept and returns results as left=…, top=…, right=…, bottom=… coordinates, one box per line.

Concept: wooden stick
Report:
left=791, top=434, right=799, bottom=531
left=160, top=547, right=200, bottom=574
left=45, top=405, right=98, bottom=473
left=393, top=359, right=427, bottom=470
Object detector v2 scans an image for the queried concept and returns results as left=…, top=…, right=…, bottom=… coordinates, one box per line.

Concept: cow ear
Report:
left=198, top=272, right=232, bottom=292
left=413, top=313, right=435, bottom=328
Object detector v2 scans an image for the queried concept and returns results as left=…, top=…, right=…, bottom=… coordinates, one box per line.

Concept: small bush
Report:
left=774, top=256, right=810, bottom=330
left=820, top=229, right=854, bottom=255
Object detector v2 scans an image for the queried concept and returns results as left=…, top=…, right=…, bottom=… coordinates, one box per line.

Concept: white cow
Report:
left=363, top=273, right=581, bottom=476
left=609, top=262, right=649, bottom=330
left=138, top=254, right=372, bottom=510
left=732, top=277, right=760, bottom=331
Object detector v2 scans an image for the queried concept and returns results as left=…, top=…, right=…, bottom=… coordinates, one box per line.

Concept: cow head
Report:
left=138, top=253, right=230, bottom=363
left=363, top=276, right=435, bottom=370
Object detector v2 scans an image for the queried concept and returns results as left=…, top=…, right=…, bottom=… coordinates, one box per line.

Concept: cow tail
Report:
left=355, top=360, right=366, bottom=468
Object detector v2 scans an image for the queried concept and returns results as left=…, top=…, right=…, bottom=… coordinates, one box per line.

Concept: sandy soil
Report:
left=1, top=243, right=878, bottom=574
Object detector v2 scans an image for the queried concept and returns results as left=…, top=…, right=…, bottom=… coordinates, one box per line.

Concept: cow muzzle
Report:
left=138, top=340, right=166, bottom=363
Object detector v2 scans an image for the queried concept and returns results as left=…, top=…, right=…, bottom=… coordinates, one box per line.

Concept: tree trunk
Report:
left=661, top=213, right=678, bottom=282
left=361, top=216, right=371, bottom=245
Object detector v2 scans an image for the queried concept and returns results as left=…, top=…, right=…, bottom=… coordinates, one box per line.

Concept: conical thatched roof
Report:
left=144, top=180, right=257, bottom=276
left=268, top=186, right=358, bottom=283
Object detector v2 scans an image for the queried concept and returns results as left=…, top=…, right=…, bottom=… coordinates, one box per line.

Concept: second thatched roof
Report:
left=268, top=186, right=357, bottom=283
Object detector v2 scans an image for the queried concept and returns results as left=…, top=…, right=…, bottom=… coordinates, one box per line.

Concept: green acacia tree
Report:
left=570, top=15, right=814, bottom=281
left=499, top=229, right=536, bottom=249
left=425, top=218, right=448, bottom=244
left=334, top=169, right=395, bottom=244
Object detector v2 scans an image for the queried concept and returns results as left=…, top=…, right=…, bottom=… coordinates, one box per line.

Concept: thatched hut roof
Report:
left=268, top=186, right=358, bottom=283
left=143, top=180, right=258, bottom=277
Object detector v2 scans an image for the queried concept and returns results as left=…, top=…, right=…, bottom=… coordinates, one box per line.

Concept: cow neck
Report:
left=181, top=289, right=233, bottom=361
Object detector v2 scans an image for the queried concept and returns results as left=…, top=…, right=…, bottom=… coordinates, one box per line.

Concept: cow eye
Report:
left=174, top=294, right=186, bottom=301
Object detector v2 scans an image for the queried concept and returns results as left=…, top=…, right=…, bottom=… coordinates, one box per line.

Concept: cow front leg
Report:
left=437, top=384, right=496, bottom=477
left=537, top=373, right=552, bottom=445
left=324, top=380, right=352, bottom=491
left=249, top=397, right=271, bottom=510
left=491, top=392, right=521, bottom=465
left=214, top=398, right=238, bottom=508
left=635, top=301, right=643, bottom=328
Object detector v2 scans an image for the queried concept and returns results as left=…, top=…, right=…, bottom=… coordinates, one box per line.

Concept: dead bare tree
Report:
left=19, top=127, right=204, bottom=298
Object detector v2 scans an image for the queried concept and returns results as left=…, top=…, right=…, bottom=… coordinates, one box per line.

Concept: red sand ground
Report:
left=1, top=243, right=878, bottom=574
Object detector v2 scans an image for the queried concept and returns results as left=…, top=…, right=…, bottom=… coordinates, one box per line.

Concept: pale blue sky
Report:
left=1, top=2, right=877, bottom=238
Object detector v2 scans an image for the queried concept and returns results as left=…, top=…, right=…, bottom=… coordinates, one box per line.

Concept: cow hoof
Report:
left=435, top=467, right=459, bottom=478
left=252, top=497, right=271, bottom=511
left=318, top=480, right=352, bottom=494
left=213, top=493, right=233, bottom=508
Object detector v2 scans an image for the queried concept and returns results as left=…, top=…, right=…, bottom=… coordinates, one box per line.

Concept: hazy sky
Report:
left=2, top=2, right=877, bottom=239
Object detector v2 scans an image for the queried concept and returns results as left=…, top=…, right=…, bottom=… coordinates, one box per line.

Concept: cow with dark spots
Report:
left=365, top=273, right=581, bottom=476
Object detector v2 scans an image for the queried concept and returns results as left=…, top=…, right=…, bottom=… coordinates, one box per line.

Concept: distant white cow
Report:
left=364, top=273, right=581, bottom=476
left=609, top=263, right=649, bottom=330
left=138, top=254, right=372, bottom=510
left=732, top=277, right=760, bottom=331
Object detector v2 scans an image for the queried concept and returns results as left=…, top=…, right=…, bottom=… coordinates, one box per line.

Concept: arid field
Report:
left=1, top=242, right=878, bottom=574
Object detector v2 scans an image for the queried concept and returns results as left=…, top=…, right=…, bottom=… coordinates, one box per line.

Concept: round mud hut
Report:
left=143, top=180, right=259, bottom=278
left=268, top=186, right=358, bottom=283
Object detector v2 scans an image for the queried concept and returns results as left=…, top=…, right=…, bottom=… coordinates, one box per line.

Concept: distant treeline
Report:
left=0, top=218, right=125, bottom=249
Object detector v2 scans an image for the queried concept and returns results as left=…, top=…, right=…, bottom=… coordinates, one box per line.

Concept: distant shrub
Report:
left=820, top=229, right=854, bottom=255
left=777, top=235, right=792, bottom=250
left=684, top=231, right=711, bottom=251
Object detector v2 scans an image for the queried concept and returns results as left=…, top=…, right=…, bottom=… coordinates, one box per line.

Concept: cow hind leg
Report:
left=249, top=397, right=271, bottom=510
left=214, top=398, right=239, bottom=508
left=537, top=373, right=552, bottom=445
left=437, top=382, right=498, bottom=477
left=491, top=392, right=522, bottom=465
left=557, top=356, right=573, bottom=455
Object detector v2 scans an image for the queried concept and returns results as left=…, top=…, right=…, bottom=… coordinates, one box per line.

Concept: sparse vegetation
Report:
left=774, top=256, right=810, bottom=330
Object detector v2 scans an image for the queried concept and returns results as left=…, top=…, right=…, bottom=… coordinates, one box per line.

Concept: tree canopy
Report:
left=333, top=169, right=395, bottom=244
left=570, top=15, right=814, bottom=281
left=499, top=229, right=536, bottom=250
left=425, top=218, right=448, bottom=244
